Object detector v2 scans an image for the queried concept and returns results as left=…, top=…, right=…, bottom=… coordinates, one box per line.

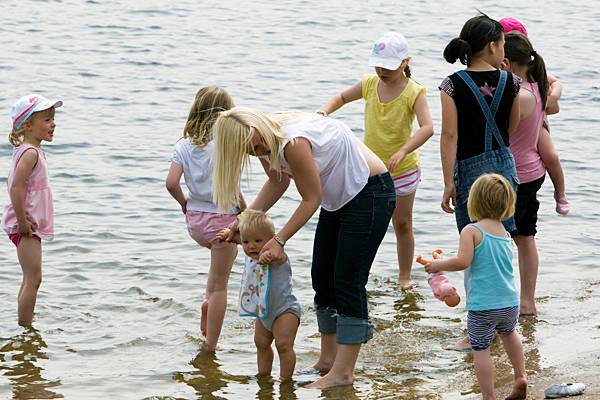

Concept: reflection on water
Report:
left=172, top=349, right=249, bottom=399
left=0, top=328, right=62, bottom=399
left=520, top=316, right=541, bottom=378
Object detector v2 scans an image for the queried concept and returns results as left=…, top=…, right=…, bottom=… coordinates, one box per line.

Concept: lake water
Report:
left=1, top=1, right=599, bottom=399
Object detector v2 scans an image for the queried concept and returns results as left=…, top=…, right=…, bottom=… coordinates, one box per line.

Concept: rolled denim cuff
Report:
left=315, top=307, right=337, bottom=334
left=336, top=315, right=374, bottom=344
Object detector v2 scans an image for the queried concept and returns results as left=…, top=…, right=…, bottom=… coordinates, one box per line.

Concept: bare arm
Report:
left=321, top=80, right=362, bottom=115
left=165, top=162, right=187, bottom=213
left=545, top=72, right=562, bottom=115
left=276, top=138, right=322, bottom=242
left=440, top=91, right=458, bottom=213
left=10, top=149, right=38, bottom=236
left=248, top=158, right=291, bottom=212
left=508, top=94, right=520, bottom=135
left=238, top=191, right=247, bottom=212
left=424, top=226, right=477, bottom=273
left=387, top=91, right=434, bottom=171
left=258, top=138, right=321, bottom=264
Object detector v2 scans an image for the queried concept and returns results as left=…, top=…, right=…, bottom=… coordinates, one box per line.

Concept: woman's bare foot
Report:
left=445, top=336, right=471, bottom=351
left=305, top=371, right=354, bottom=389
left=310, top=362, right=332, bottom=373
left=505, top=376, right=527, bottom=400
left=200, top=299, right=209, bottom=337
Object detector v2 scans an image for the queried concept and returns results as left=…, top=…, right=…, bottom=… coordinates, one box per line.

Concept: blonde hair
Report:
left=468, top=173, right=516, bottom=221
left=212, top=106, right=287, bottom=212
left=237, top=209, right=275, bottom=238
left=182, top=87, right=234, bottom=147
left=9, top=125, right=26, bottom=147
left=8, top=108, right=55, bottom=147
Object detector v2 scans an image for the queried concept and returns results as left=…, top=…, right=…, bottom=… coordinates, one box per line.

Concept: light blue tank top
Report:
left=464, top=223, right=519, bottom=311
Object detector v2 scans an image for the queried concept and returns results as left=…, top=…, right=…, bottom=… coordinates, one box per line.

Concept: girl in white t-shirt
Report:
left=165, top=87, right=245, bottom=351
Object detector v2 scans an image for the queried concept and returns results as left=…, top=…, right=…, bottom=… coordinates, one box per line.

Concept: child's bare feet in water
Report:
left=445, top=336, right=471, bottom=351
left=505, top=376, right=527, bottom=400
left=200, top=298, right=209, bottom=337
left=398, top=279, right=414, bottom=290
left=519, top=302, right=536, bottom=317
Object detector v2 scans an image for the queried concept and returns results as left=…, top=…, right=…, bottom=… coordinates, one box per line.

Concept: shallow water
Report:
left=1, top=0, right=599, bottom=399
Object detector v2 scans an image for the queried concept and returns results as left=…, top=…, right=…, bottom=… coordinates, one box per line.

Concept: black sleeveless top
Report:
left=439, top=70, right=520, bottom=161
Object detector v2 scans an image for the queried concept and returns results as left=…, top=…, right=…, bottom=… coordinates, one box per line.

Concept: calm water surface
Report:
left=1, top=1, right=599, bottom=399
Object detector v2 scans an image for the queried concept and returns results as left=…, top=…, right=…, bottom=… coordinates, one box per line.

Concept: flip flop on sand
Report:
left=544, top=382, right=586, bottom=398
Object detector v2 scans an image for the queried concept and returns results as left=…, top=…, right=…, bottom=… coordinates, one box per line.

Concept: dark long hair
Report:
left=444, top=13, right=503, bottom=66
left=504, top=32, right=548, bottom=109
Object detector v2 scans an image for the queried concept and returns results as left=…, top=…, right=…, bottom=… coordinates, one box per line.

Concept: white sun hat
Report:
left=368, top=31, right=409, bottom=71
left=11, top=94, right=63, bottom=129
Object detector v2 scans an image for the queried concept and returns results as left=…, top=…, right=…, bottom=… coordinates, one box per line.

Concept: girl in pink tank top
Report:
left=2, top=93, right=62, bottom=326
left=503, top=33, right=549, bottom=316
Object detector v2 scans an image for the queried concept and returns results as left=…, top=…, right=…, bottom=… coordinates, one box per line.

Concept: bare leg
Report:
left=203, top=243, right=237, bottom=350
left=306, top=343, right=360, bottom=389
left=272, top=313, right=299, bottom=381
left=17, top=237, right=42, bottom=326
left=312, top=332, right=337, bottom=371
left=254, top=319, right=274, bottom=376
left=538, top=126, right=569, bottom=215
left=499, top=331, right=527, bottom=400
left=513, top=235, right=538, bottom=316
left=446, top=336, right=471, bottom=351
left=393, top=192, right=416, bottom=289
left=473, top=349, right=496, bottom=400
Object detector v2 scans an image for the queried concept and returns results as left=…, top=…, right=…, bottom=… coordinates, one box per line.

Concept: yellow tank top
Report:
left=362, top=75, right=425, bottom=176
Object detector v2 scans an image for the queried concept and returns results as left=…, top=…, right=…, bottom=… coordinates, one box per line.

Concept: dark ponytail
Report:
left=404, top=64, right=412, bottom=78
left=504, top=33, right=548, bottom=109
left=444, top=13, right=503, bottom=66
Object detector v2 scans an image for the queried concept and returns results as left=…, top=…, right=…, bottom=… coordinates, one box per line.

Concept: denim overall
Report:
left=454, top=70, right=519, bottom=232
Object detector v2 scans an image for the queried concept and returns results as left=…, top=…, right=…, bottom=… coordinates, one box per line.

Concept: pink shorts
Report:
left=8, top=233, right=41, bottom=247
left=392, top=167, right=421, bottom=197
left=185, top=211, right=237, bottom=249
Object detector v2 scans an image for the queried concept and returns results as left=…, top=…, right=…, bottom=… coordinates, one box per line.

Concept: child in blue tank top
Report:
left=422, top=173, right=527, bottom=400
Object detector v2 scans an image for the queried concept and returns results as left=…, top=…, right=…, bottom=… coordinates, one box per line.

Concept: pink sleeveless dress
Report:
left=2, top=144, right=54, bottom=240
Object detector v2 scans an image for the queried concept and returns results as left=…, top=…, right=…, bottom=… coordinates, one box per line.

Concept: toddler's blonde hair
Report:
left=237, top=209, right=275, bottom=238
left=212, top=107, right=287, bottom=212
left=183, top=87, right=234, bottom=147
left=467, top=173, right=516, bottom=221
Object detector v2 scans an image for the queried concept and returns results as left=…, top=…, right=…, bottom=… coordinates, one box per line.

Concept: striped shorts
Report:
left=467, top=306, right=519, bottom=351
left=391, top=167, right=421, bottom=197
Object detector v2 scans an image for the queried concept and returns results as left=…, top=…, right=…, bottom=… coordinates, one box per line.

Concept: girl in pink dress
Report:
left=2, top=94, right=62, bottom=326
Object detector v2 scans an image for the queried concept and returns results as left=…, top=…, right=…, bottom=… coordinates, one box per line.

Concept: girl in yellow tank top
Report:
left=321, top=32, right=433, bottom=289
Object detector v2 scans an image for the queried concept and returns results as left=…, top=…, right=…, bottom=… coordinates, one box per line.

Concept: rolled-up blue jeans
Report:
left=311, top=172, right=396, bottom=344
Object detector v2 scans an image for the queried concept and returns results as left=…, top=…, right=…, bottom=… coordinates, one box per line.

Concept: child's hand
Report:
left=216, top=228, right=231, bottom=241
left=424, top=261, right=442, bottom=274
left=259, top=238, right=286, bottom=265
left=441, top=183, right=456, bottom=214
left=387, top=148, right=407, bottom=172
left=181, top=200, right=187, bottom=214
left=17, top=220, right=34, bottom=237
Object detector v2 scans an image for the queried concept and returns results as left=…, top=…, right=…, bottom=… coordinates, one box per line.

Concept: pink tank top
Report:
left=2, top=144, right=54, bottom=240
left=509, top=82, right=546, bottom=183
